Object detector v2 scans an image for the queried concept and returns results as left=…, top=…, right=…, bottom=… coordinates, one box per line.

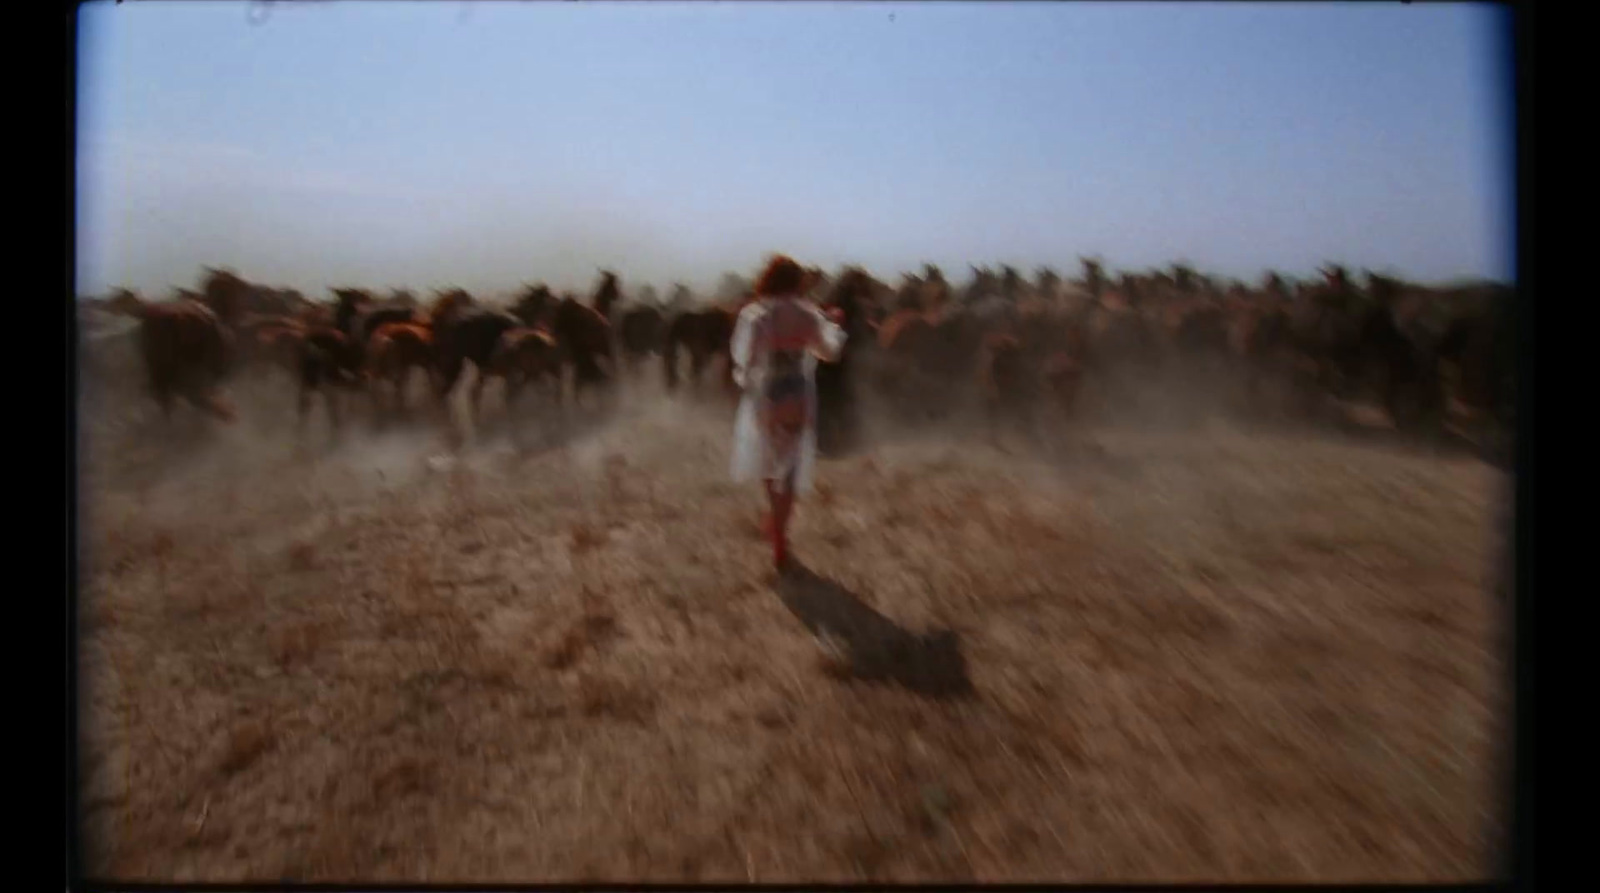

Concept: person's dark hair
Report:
left=754, top=254, right=807, bottom=297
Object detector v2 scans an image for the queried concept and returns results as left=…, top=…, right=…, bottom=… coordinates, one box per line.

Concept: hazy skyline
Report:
left=76, top=1, right=1515, bottom=298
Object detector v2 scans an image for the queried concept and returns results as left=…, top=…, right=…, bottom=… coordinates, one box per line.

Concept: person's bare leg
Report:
left=762, top=479, right=778, bottom=543
left=772, top=470, right=797, bottom=568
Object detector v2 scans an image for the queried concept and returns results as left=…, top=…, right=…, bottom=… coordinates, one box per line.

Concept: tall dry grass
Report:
left=76, top=336, right=1508, bottom=882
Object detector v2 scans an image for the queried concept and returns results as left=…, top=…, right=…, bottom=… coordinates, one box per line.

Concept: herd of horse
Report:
left=80, top=261, right=1516, bottom=459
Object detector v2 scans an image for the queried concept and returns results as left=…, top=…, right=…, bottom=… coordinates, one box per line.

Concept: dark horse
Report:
left=552, top=294, right=618, bottom=407
left=1301, top=271, right=1445, bottom=434
left=814, top=270, right=876, bottom=455
left=333, top=288, right=418, bottom=355
left=295, top=326, right=365, bottom=434
left=616, top=305, right=666, bottom=372
left=1441, top=283, right=1515, bottom=465
left=128, top=296, right=239, bottom=423
left=510, top=284, right=617, bottom=407
left=662, top=300, right=746, bottom=395
left=487, top=327, right=564, bottom=412
left=1436, top=283, right=1515, bottom=434
left=511, top=283, right=557, bottom=328
left=365, top=321, right=438, bottom=421
left=592, top=270, right=664, bottom=375
left=874, top=303, right=993, bottom=423
left=430, top=291, right=523, bottom=429
left=1354, top=291, right=1445, bottom=434
left=485, top=327, right=565, bottom=444
left=326, top=287, right=419, bottom=423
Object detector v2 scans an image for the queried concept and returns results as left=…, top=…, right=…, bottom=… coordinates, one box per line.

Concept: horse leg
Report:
left=549, top=368, right=564, bottom=410
left=374, top=368, right=391, bottom=424
left=505, top=374, right=522, bottom=414
left=434, top=358, right=463, bottom=436
left=1022, top=395, right=1044, bottom=446
left=327, top=388, right=342, bottom=442
left=603, top=360, right=621, bottom=413
left=179, top=384, right=203, bottom=428
left=438, top=357, right=463, bottom=404
left=1242, top=361, right=1261, bottom=417
left=499, top=373, right=519, bottom=445
left=369, top=370, right=388, bottom=428
left=984, top=395, right=1003, bottom=447
left=369, top=370, right=387, bottom=430
left=691, top=350, right=710, bottom=392
left=188, top=380, right=230, bottom=426
left=297, top=383, right=314, bottom=437
left=662, top=330, right=682, bottom=392
left=424, top=367, right=447, bottom=424
left=391, top=367, right=407, bottom=418
left=153, top=381, right=175, bottom=423
left=470, top=371, right=487, bottom=434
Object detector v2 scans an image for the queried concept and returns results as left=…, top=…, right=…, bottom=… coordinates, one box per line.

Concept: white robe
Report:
left=729, top=297, right=848, bottom=494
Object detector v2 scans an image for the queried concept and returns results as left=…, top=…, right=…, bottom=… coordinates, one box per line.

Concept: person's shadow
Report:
left=773, top=561, right=974, bottom=698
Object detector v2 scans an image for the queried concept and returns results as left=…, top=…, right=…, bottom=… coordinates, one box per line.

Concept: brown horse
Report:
left=508, top=285, right=616, bottom=403
left=250, top=320, right=311, bottom=381
left=1170, top=299, right=1232, bottom=367
left=1020, top=309, right=1090, bottom=423
left=429, top=295, right=523, bottom=428
left=511, top=283, right=556, bottom=329
left=1226, top=298, right=1302, bottom=417
left=592, top=271, right=622, bottom=318
left=198, top=267, right=253, bottom=332
left=365, top=321, right=437, bottom=420
left=1158, top=297, right=1236, bottom=418
left=295, top=327, right=364, bottom=435
left=486, top=327, right=564, bottom=421
left=978, top=331, right=1038, bottom=442
left=616, top=305, right=666, bottom=373
left=333, top=288, right=418, bottom=358
left=1074, top=297, right=1163, bottom=416
left=1435, top=284, right=1514, bottom=420
left=1285, top=269, right=1438, bottom=430
left=128, top=297, right=238, bottom=422
left=1356, top=275, right=1449, bottom=433
left=814, top=270, right=877, bottom=455
left=873, top=309, right=939, bottom=416
left=876, top=303, right=994, bottom=418
left=231, top=313, right=305, bottom=377
left=297, top=301, right=336, bottom=329
left=1042, top=348, right=1086, bottom=419
left=590, top=271, right=667, bottom=376
left=548, top=295, right=617, bottom=406
left=1433, top=283, right=1513, bottom=461
left=1286, top=266, right=1367, bottom=406
left=662, top=301, right=744, bottom=395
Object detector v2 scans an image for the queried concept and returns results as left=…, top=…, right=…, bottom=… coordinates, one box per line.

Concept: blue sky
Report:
left=76, top=1, right=1514, bottom=298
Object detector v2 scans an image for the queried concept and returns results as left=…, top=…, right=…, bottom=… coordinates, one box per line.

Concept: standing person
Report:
left=730, top=255, right=848, bottom=570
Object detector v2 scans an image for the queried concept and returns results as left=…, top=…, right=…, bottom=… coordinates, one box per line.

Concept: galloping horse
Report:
left=591, top=270, right=664, bottom=376
left=429, top=290, right=523, bottom=429
left=550, top=294, right=617, bottom=407
left=814, top=269, right=877, bottom=454
left=486, top=326, right=564, bottom=425
left=123, top=294, right=239, bottom=423
left=662, top=299, right=748, bottom=395
left=365, top=321, right=438, bottom=420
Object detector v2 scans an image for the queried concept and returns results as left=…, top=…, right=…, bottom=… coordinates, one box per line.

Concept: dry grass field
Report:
left=75, top=350, right=1511, bottom=883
